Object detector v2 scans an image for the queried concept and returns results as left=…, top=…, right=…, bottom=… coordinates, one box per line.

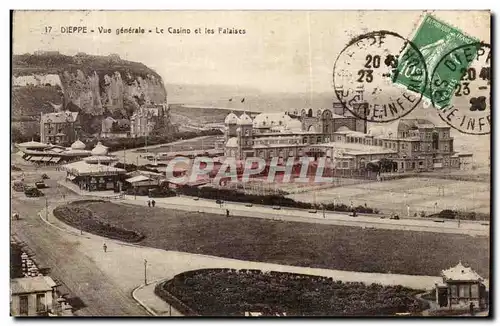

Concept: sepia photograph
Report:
left=9, top=10, right=491, bottom=317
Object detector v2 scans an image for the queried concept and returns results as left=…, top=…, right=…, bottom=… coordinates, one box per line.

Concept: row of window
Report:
left=18, top=293, right=46, bottom=316
left=450, top=284, right=480, bottom=298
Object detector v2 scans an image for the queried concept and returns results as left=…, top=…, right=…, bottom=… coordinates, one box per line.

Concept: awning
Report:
left=41, top=156, right=52, bottom=162
left=126, top=175, right=152, bottom=183
left=67, top=175, right=76, bottom=180
left=30, top=156, right=43, bottom=162
left=24, top=155, right=32, bottom=161
left=49, top=157, right=61, bottom=163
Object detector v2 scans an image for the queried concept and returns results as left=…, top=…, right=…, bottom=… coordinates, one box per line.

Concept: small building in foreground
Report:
left=10, top=276, right=58, bottom=316
left=435, top=261, right=488, bottom=310
left=63, top=161, right=127, bottom=191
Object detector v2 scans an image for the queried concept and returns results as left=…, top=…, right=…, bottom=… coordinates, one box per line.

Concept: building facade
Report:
left=435, top=261, right=488, bottom=311
left=130, top=103, right=168, bottom=138
left=223, top=104, right=471, bottom=173
left=10, top=276, right=58, bottom=316
left=40, top=111, right=80, bottom=145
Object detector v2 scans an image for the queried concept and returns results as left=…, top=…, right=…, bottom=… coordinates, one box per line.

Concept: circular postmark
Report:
left=333, top=31, right=428, bottom=123
left=430, top=42, right=491, bottom=135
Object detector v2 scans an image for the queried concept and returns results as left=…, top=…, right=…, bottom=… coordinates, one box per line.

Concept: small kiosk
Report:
left=435, top=261, right=488, bottom=311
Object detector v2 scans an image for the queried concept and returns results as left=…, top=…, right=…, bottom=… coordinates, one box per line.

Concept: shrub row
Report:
left=53, top=203, right=145, bottom=243
left=177, top=185, right=379, bottom=214
left=154, top=281, right=199, bottom=316
left=431, top=209, right=489, bottom=221
left=157, top=268, right=427, bottom=316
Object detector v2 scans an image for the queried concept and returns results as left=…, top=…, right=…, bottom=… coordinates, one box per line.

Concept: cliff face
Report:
left=12, top=52, right=167, bottom=140
left=60, top=69, right=166, bottom=117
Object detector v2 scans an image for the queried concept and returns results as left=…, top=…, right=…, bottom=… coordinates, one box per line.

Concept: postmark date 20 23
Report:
left=333, top=31, right=427, bottom=123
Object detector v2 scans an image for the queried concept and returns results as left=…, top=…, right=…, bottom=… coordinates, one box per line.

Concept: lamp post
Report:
left=45, top=197, right=48, bottom=221
left=144, top=259, right=147, bottom=285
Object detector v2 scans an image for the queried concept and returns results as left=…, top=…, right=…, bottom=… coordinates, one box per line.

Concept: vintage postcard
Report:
left=10, top=10, right=490, bottom=317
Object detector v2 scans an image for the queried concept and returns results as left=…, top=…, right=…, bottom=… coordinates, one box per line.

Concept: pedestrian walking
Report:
left=147, top=200, right=151, bottom=207
left=103, top=243, right=107, bottom=253
left=458, top=218, right=461, bottom=228
left=469, top=302, right=474, bottom=315
left=226, top=209, right=230, bottom=217
left=151, top=200, right=156, bottom=207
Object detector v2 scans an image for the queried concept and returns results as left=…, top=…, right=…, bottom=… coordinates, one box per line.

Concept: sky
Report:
left=13, top=10, right=490, bottom=93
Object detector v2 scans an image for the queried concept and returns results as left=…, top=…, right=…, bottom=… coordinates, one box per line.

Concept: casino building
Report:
left=223, top=102, right=472, bottom=173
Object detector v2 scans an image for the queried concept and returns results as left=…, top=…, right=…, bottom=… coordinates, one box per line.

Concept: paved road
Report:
left=56, top=180, right=488, bottom=236
left=11, top=181, right=148, bottom=316
left=113, top=195, right=489, bottom=236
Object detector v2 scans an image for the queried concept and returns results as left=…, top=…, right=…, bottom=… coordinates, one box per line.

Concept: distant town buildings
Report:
left=223, top=102, right=472, bottom=173
left=130, top=103, right=168, bottom=138
left=101, top=116, right=130, bottom=138
left=40, top=111, right=80, bottom=145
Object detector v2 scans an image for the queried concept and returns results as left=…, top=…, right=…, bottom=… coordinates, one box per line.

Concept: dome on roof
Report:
left=226, top=137, right=238, bottom=147
left=237, top=112, right=253, bottom=125
left=71, top=139, right=86, bottom=150
left=252, top=112, right=293, bottom=128
left=91, top=141, right=108, bottom=156
left=224, top=112, right=239, bottom=124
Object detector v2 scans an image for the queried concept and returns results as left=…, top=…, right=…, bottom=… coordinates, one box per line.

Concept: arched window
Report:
left=307, top=109, right=313, bottom=117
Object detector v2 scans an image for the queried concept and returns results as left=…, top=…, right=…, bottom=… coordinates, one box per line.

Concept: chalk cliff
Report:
left=12, top=52, right=168, bottom=139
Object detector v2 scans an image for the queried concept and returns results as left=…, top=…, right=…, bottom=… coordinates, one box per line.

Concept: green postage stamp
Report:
left=394, top=14, right=479, bottom=106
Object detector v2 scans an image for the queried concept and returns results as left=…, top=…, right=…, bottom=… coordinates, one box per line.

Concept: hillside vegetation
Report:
left=13, top=52, right=161, bottom=80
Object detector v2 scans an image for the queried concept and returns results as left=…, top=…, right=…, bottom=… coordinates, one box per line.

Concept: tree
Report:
left=379, top=158, right=396, bottom=173
left=366, top=161, right=380, bottom=173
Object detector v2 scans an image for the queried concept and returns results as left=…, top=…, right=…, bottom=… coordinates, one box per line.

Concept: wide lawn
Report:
left=66, top=201, right=490, bottom=277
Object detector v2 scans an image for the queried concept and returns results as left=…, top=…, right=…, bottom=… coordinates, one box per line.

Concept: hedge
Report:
left=53, top=202, right=145, bottom=243
left=155, top=268, right=428, bottom=316
left=432, top=209, right=489, bottom=221
left=176, top=185, right=379, bottom=214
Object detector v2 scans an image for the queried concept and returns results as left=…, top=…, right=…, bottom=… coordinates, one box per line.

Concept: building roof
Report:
left=62, top=149, right=92, bottom=156
left=337, top=130, right=371, bottom=138
left=91, top=142, right=109, bottom=156
left=11, top=276, right=57, bottom=294
left=224, top=112, right=239, bottom=124
left=41, top=111, right=78, bottom=124
left=237, top=112, right=253, bottom=125
left=253, top=144, right=304, bottom=149
left=83, top=155, right=118, bottom=163
left=71, top=139, right=86, bottom=150
left=63, top=161, right=126, bottom=175
left=398, top=119, right=434, bottom=132
left=129, top=170, right=165, bottom=177
left=312, top=142, right=398, bottom=155
left=16, top=140, right=49, bottom=149
left=126, top=175, right=153, bottom=183
left=441, top=261, right=484, bottom=282
left=252, top=112, right=292, bottom=128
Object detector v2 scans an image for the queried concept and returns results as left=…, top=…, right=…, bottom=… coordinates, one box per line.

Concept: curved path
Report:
left=38, top=200, right=453, bottom=316
left=11, top=194, right=149, bottom=316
